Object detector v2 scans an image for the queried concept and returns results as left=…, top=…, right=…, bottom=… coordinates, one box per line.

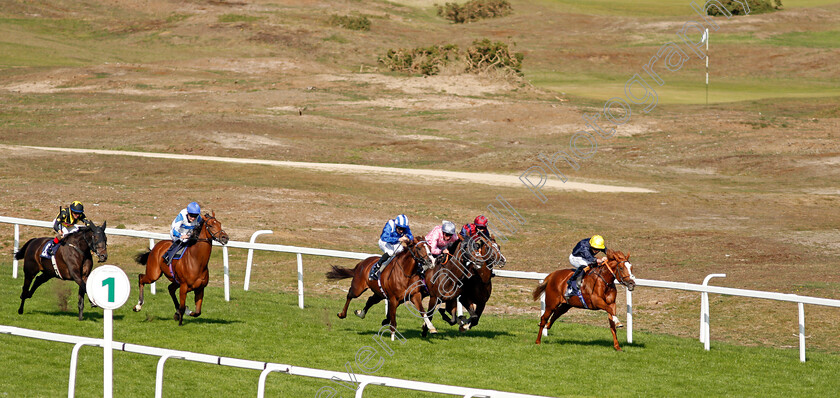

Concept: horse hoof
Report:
left=429, top=327, right=438, bottom=334
left=337, top=313, right=346, bottom=319
left=354, top=310, right=366, bottom=319
left=133, top=305, right=142, bottom=312
left=615, top=323, right=624, bottom=329
left=18, top=309, right=23, bottom=315
left=381, top=318, right=389, bottom=326
left=189, top=312, right=200, bottom=317
left=421, top=324, right=428, bottom=338
left=174, top=313, right=181, bottom=321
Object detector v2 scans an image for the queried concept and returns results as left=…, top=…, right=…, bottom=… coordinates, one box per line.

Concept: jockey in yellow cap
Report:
left=565, top=235, right=607, bottom=298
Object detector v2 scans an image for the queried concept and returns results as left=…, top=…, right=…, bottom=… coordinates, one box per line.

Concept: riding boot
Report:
left=566, top=266, right=585, bottom=298
left=370, top=253, right=390, bottom=281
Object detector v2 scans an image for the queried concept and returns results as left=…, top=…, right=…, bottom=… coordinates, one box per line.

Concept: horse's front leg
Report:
left=412, top=292, right=436, bottom=336
left=77, top=283, right=86, bottom=321
left=177, top=283, right=189, bottom=326
left=387, top=297, right=399, bottom=341
left=167, top=282, right=181, bottom=321
left=190, top=287, right=204, bottom=317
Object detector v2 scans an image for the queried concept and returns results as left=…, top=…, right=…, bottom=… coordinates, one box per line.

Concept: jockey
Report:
left=425, top=220, right=459, bottom=262
left=459, top=215, right=492, bottom=241
left=50, top=201, right=88, bottom=254
left=164, top=202, right=203, bottom=265
left=565, top=235, right=607, bottom=298
left=370, top=214, right=413, bottom=281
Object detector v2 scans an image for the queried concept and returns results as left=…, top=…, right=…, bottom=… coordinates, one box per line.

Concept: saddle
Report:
left=40, top=241, right=66, bottom=280
left=368, top=254, right=396, bottom=280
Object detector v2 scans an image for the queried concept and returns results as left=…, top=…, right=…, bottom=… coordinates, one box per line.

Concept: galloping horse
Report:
left=15, top=221, right=108, bottom=320
left=132, top=212, right=228, bottom=326
left=532, top=249, right=635, bottom=349
left=326, top=237, right=434, bottom=339
left=429, top=235, right=505, bottom=332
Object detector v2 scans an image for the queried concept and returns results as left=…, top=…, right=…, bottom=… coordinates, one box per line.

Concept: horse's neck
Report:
left=593, top=265, right=615, bottom=285
left=66, top=231, right=89, bottom=251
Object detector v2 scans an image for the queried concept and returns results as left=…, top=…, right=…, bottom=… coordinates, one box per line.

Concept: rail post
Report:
left=223, top=245, right=230, bottom=301
left=244, top=230, right=273, bottom=291
left=798, top=302, right=806, bottom=363
left=155, top=354, right=181, bottom=398
left=700, top=273, right=726, bottom=350
left=68, top=342, right=96, bottom=398
left=149, top=239, right=156, bottom=295
left=257, top=364, right=289, bottom=398
left=13, top=224, right=19, bottom=278
left=626, top=288, right=633, bottom=344
left=297, top=253, right=304, bottom=309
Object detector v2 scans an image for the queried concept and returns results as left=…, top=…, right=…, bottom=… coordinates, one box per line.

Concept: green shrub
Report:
left=379, top=44, right=460, bottom=75
left=436, top=0, right=512, bottom=23
left=706, top=0, right=782, bottom=16
left=328, top=14, right=371, bottom=31
left=465, top=39, right=523, bottom=76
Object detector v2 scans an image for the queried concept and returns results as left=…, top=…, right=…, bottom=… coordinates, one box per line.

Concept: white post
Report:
left=68, top=342, right=88, bottom=398
left=700, top=273, right=726, bottom=346
left=244, top=230, right=273, bottom=291
left=297, top=253, right=304, bottom=309
left=155, top=355, right=177, bottom=398
left=223, top=245, right=230, bottom=302
left=13, top=224, right=19, bottom=278
left=257, top=364, right=288, bottom=398
left=705, top=27, right=709, bottom=106
left=149, top=239, right=156, bottom=295
left=540, top=279, right=547, bottom=337
left=103, top=308, right=113, bottom=398
left=626, top=288, right=633, bottom=344
left=798, top=302, right=806, bottom=363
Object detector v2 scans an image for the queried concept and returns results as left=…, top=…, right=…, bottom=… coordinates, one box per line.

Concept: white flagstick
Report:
left=705, top=28, right=709, bottom=105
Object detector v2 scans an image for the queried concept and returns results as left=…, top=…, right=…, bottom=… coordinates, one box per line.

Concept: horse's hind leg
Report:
left=547, top=303, right=571, bottom=330
left=190, top=287, right=204, bottom=317
left=18, top=272, right=36, bottom=314
left=354, top=294, right=383, bottom=319
left=337, top=276, right=368, bottom=319
left=536, top=307, right=555, bottom=344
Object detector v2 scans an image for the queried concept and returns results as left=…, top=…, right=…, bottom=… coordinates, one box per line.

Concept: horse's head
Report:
left=606, top=249, right=635, bottom=291
left=406, top=237, right=433, bottom=273
left=82, top=220, right=108, bottom=262
left=200, top=211, right=229, bottom=245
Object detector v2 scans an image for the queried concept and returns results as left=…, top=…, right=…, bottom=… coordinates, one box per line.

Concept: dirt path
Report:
left=5, top=145, right=655, bottom=193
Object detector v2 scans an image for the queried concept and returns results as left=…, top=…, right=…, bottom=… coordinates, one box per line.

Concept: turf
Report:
left=1, top=273, right=838, bottom=397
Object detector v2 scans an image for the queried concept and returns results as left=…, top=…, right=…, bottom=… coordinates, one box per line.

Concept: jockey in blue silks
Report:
left=369, top=214, right=413, bottom=281
left=164, top=202, right=203, bottom=265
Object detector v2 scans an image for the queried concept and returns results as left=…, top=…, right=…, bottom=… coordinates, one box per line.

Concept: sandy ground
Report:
left=7, top=145, right=656, bottom=193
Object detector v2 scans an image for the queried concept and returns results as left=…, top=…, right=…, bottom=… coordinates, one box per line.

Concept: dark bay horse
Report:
left=429, top=235, right=505, bottom=333
left=15, top=221, right=108, bottom=320
left=532, top=249, right=636, bottom=349
left=326, top=237, right=434, bottom=340
left=132, top=212, right=228, bottom=326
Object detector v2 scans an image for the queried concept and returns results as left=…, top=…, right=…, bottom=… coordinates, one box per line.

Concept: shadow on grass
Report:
left=538, top=336, right=646, bottom=349
left=352, top=326, right=515, bottom=340
left=31, top=310, right=126, bottom=321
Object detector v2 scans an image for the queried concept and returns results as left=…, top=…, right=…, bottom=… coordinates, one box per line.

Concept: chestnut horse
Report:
left=430, top=235, right=505, bottom=332
left=132, top=212, right=229, bottom=326
left=532, top=249, right=636, bottom=350
left=15, top=221, right=108, bottom=320
left=326, top=237, right=434, bottom=339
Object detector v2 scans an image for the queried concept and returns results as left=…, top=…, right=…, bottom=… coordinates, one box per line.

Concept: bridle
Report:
left=603, top=259, right=634, bottom=287
left=403, top=240, right=432, bottom=278
left=193, top=216, right=226, bottom=244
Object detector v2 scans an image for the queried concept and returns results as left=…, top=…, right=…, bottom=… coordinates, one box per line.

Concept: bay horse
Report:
left=532, top=249, right=635, bottom=350
left=15, top=221, right=108, bottom=320
left=326, top=237, right=434, bottom=340
left=429, top=235, right=505, bottom=332
left=132, top=212, right=228, bottom=326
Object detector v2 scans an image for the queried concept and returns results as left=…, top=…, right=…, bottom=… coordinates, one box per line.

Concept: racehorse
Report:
left=326, top=237, right=434, bottom=339
left=15, top=221, right=108, bottom=320
left=532, top=249, right=635, bottom=350
left=430, top=235, right=505, bottom=332
left=132, top=212, right=228, bottom=326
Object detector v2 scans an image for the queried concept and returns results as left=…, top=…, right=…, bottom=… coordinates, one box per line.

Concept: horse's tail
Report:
left=14, top=239, right=32, bottom=260
left=532, top=281, right=547, bottom=301
left=326, top=265, right=356, bottom=280
left=135, top=250, right=151, bottom=265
